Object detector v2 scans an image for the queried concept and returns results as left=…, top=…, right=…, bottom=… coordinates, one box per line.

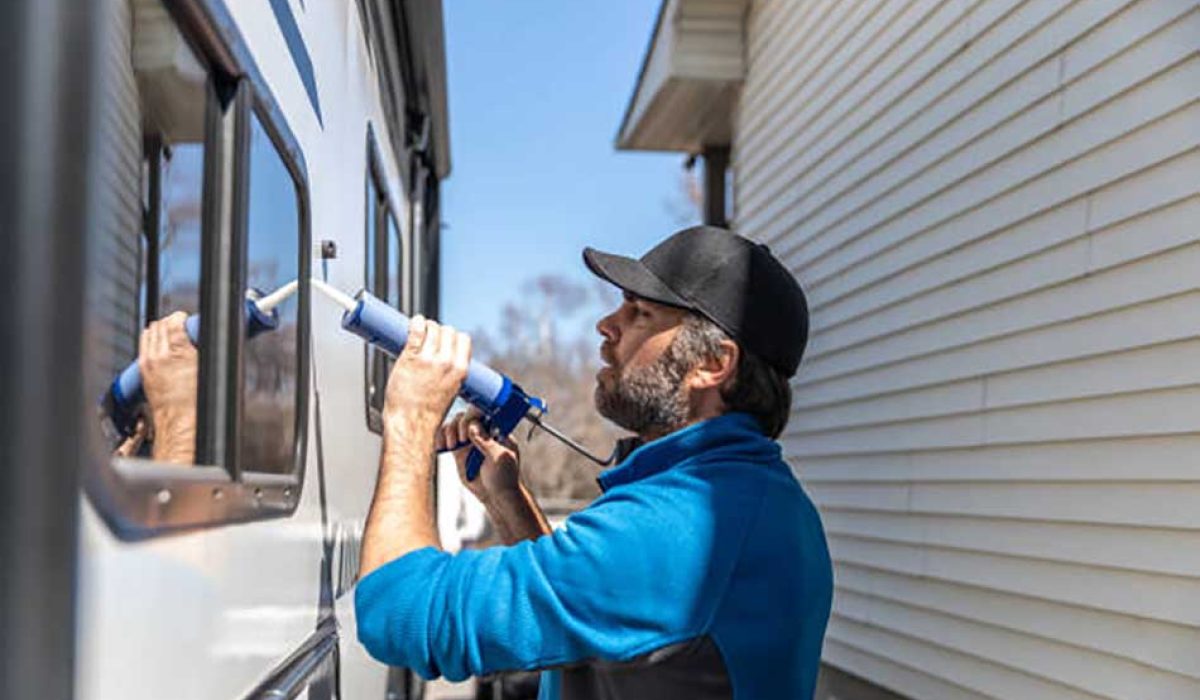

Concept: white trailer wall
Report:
left=734, top=1, right=1200, bottom=697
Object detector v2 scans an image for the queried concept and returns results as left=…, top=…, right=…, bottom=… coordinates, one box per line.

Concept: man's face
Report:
left=593, top=293, right=692, bottom=436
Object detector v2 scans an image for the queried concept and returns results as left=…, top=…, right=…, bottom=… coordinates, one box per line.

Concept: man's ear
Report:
left=689, top=339, right=740, bottom=392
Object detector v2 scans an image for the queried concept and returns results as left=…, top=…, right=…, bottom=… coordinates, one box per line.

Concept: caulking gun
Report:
left=312, top=278, right=613, bottom=480
left=101, top=281, right=299, bottom=440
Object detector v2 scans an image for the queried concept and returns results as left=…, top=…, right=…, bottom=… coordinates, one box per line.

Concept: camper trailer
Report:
left=64, top=0, right=448, bottom=697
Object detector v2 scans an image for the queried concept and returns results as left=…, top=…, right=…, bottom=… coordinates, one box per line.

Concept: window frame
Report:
left=86, top=0, right=312, bottom=540
left=228, top=96, right=311, bottom=480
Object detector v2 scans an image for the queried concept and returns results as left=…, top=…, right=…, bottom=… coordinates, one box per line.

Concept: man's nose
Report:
left=595, top=311, right=619, bottom=342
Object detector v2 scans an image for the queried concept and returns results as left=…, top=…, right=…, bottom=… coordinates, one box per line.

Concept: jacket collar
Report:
left=597, top=412, right=772, bottom=491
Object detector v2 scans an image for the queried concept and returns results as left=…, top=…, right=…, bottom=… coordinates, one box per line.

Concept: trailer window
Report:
left=387, top=211, right=403, bottom=308
left=240, top=113, right=302, bottom=474
left=364, top=143, right=404, bottom=432
left=115, top=5, right=212, bottom=465
left=140, top=139, right=205, bottom=323
left=86, top=0, right=312, bottom=536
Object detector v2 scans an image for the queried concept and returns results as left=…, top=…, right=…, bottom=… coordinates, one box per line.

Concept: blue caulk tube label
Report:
left=340, top=291, right=508, bottom=407
left=339, top=290, right=545, bottom=479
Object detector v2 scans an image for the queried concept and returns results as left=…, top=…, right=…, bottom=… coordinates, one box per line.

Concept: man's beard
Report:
left=594, top=342, right=691, bottom=436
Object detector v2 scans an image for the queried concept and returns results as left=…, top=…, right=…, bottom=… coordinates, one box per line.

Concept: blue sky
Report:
left=439, top=2, right=696, bottom=339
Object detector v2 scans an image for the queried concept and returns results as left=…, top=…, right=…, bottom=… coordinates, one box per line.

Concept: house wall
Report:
left=733, top=1, right=1200, bottom=697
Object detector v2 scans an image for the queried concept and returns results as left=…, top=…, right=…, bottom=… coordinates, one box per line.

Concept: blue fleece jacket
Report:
left=355, top=412, right=833, bottom=699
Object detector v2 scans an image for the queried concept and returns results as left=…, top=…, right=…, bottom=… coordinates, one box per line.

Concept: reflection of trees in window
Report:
left=135, top=3, right=207, bottom=324
left=241, top=114, right=301, bottom=474
left=157, top=144, right=204, bottom=316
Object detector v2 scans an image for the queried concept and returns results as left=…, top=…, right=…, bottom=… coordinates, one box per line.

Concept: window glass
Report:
left=155, top=144, right=205, bottom=316
left=387, top=211, right=402, bottom=308
left=139, top=141, right=205, bottom=327
left=241, top=113, right=301, bottom=473
left=109, top=8, right=208, bottom=465
left=365, top=163, right=390, bottom=423
left=365, top=176, right=378, bottom=300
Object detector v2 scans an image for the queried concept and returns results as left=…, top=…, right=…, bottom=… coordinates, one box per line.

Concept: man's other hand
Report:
left=382, top=316, right=471, bottom=441
left=139, top=311, right=198, bottom=464
left=436, top=408, right=522, bottom=505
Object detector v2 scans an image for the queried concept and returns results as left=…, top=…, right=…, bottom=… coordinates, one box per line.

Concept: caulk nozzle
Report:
left=310, top=278, right=358, bottom=312
left=252, top=279, right=300, bottom=313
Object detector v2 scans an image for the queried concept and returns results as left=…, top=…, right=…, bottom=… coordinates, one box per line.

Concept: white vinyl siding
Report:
left=735, top=0, right=1200, bottom=697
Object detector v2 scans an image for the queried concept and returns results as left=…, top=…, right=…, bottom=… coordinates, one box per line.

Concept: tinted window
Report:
left=365, top=174, right=378, bottom=303
left=142, top=142, right=205, bottom=321
left=114, top=11, right=208, bottom=465
left=387, top=210, right=402, bottom=308
left=240, top=114, right=301, bottom=473
left=365, top=161, right=390, bottom=424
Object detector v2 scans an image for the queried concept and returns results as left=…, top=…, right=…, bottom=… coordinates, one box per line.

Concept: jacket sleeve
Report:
left=354, top=476, right=759, bottom=681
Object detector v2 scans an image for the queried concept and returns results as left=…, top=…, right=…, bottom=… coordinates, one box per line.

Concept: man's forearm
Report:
left=359, top=413, right=442, bottom=579
left=485, top=482, right=551, bottom=544
left=151, top=407, right=196, bottom=464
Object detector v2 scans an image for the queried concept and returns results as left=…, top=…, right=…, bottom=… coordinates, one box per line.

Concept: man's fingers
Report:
left=451, top=328, right=471, bottom=376
left=436, top=421, right=456, bottom=452
left=418, top=319, right=442, bottom=359
left=467, top=422, right=510, bottom=462
left=457, top=413, right=477, bottom=447
left=438, top=324, right=456, bottom=361
left=150, top=319, right=168, bottom=360
left=439, top=324, right=455, bottom=362
left=164, top=312, right=189, bottom=348
left=138, top=320, right=151, bottom=361
left=405, top=315, right=427, bottom=356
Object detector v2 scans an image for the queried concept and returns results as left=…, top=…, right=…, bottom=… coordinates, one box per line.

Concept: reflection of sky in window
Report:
left=242, top=114, right=300, bottom=473
left=159, top=143, right=205, bottom=315
left=388, top=211, right=402, bottom=307
left=247, top=116, right=299, bottom=297
left=366, top=178, right=378, bottom=294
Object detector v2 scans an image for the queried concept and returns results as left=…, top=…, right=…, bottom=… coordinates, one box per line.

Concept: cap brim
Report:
left=583, top=247, right=692, bottom=309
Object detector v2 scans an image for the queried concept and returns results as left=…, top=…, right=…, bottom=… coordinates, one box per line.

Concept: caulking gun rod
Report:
left=525, top=414, right=616, bottom=466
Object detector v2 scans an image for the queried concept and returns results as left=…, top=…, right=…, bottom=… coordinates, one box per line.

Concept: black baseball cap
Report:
left=583, top=225, right=809, bottom=377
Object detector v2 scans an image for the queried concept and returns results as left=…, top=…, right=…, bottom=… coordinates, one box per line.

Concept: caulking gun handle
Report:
left=432, top=439, right=486, bottom=481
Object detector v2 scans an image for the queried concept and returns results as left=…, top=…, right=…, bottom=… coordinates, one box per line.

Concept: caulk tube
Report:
left=103, top=297, right=281, bottom=440
left=340, top=290, right=508, bottom=408
left=338, top=289, right=544, bottom=479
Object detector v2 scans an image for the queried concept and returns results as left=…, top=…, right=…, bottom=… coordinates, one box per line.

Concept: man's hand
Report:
left=436, top=408, right=522, bottom=505
left=113, top=418, right=148, bottom=458
left=360, top=317, right=469, bottom=579
left=139, top=312, right=198, bottom=464
left=381, top=316, right=471, bottom=444
left=437, top=408, right=551, bottom=544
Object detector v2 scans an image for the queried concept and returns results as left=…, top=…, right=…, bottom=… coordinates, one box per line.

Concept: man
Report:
left=356, top=225, right=833, bottom=699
